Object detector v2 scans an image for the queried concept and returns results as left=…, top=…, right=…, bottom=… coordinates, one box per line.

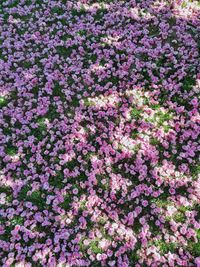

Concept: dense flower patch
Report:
left=0, top=0, right=200, bottom=266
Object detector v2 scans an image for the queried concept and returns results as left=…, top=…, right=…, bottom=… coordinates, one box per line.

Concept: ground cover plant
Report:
left=0, top=0, right=200, bottom=266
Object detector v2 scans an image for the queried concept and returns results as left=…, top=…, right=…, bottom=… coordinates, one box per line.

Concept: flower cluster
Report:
left=0, top=0, right=200, bottom=266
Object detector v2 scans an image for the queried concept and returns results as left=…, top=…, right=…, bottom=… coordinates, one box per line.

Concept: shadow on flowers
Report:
left=0, top=0, right=200, bottom=266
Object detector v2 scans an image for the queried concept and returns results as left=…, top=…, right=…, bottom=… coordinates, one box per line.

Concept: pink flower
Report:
left=195, top=257, right=200, bottom=267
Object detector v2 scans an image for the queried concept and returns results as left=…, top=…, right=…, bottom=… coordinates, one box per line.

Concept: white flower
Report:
left=166, top=206, right=177, bottom=216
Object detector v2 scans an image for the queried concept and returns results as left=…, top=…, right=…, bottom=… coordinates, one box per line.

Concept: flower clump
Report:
left=0, top=0, right=200, bottom=266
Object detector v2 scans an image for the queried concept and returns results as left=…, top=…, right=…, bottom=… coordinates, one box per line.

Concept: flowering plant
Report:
left=0, top=0, right=200, bottom=266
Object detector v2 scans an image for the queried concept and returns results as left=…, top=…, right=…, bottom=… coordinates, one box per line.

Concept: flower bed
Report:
left=0, top=0, right=200, bottom=266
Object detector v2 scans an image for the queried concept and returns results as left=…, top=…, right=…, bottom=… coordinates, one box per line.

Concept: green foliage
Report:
left=145, top=109, right=173, bottom=130
left=67, top=77, right=74, bottom=86
left=131, top=108, right=142, bottom=119
left=71, top=7, right=87, bottom=17
left=0, top=186, right=11, bottom=194
left=190, top=164, right=200, bottom=178
left=7, top=0, right=20, bottom=7
left=25, top=0, right=32, bottom=5
left=0, top=216, right=24, bottom=242
left=148, top=25, right=160, bottom=37
left=61, top=33, right=73, bottom=41
left=163, top=125, right=171, bottom=133
left=181, top=76, right=196, bottom=92
left=18, top=186, right=46, bottom=209
left=0, top=96, right=8, bottom=108
left=60, top=194, right=71, bottom=210
left=168, top=16, right=176, bottom=26
left=47, top=104, right=59, bottom=120
left=174, top=211, right=185, bottom=223
left=90, top=239, right=103, bottom=254
left=94, top=8, right=107, bottom=21
left=3, top=127, right=12, bottom=135
left=10, top=216, right=24, bottom=227
left=89, top=262, right=102, bottom=267
left=31, top=124, right=46, bottom=141
left=131, top=129, right=139, bottom=139
left=150, top=138, right=160, bottom=146
left=0, top=225, right=12, bottom=242
left=31, top=86, right=39, bottom=95
left=155, top=111, right=173, bottom=125
left=49, top=172, right=64, bottom=188
left=18, top=185, right=29, bottom=200
left=79, top=200, right=86, bottom=211
left=188, top=240, right=200, bottom=257
left=78, top=30, right=87, bottom=36
left=37, top=118, right=47, bottom=130
left=181, top=1, right=187, bottom=8
left=51, top=7, right=65, bottom=15
left=158, top=90, right=169, bottom=105
left=23, top=61, right=32, bottom=69
left=5, top=144, right=18, bottom=156
left=83, top=52, right=98, bottom=67
left=150, top=104, right=161, bottom=110
left=155, top=240, right=177, bottom=254
left=149, top=220, right=160, bottom=235
left=66, top=159, right=77, bottom=171
left=100, top=58, right=107, bottom=66
left=196, top=229, right=200, bottom=239
left=56, top=45, right=77, bottom=57
left=77, top=172, right=88, bottom=182
left=71, top=96, right=80, bottom=107
left=127, top=250, right=139, bottom=265
left=156, top=56, right=167, bottom=67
